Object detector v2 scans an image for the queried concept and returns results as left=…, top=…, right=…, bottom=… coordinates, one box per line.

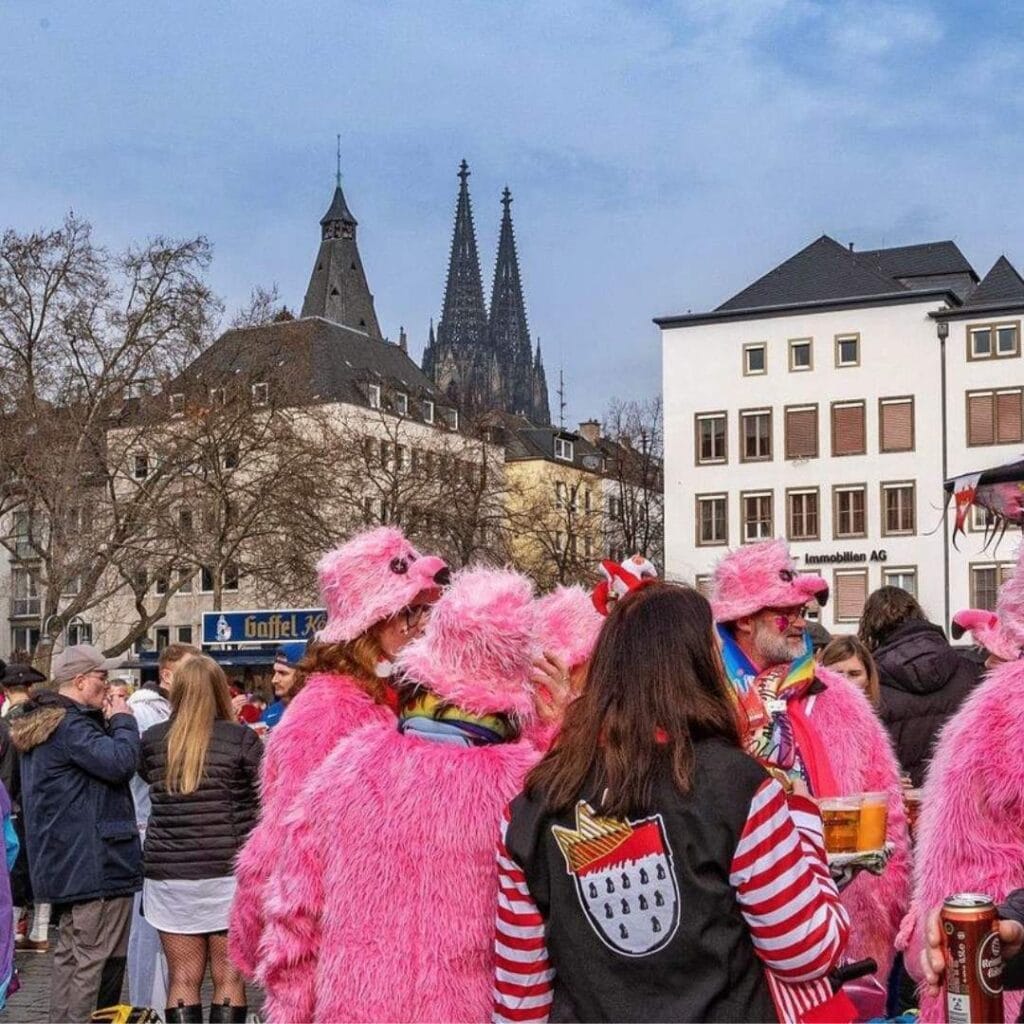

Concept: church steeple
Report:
left=301, top=157, right=382, bottom=337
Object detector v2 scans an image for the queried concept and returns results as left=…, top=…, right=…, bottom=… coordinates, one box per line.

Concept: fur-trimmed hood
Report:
left=9, top=691, right=75, bottom=753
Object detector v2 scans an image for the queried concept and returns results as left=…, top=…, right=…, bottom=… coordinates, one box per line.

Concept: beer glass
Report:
left=857, top=791, right=888, bottom=851
left=819, top=797, right=861, bottom=854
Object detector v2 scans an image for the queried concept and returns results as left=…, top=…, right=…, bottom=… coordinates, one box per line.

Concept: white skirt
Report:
left=142, top=875, right=237, bottom=934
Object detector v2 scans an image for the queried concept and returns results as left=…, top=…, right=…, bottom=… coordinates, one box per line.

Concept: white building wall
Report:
left=663, top=298, right=953, bottom=633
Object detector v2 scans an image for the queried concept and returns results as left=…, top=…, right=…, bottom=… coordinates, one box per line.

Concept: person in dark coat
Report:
left=859, top=587, right=984, bottom=786
left=9, top=644, right=140, bottom=1024
left=138, top=653, right=261, bottom=1024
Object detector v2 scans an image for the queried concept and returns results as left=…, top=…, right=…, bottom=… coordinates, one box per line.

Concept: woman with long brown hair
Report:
left=494, top=583, right=850, bottom=1024
left=138, top=655, right=262, bottom=1023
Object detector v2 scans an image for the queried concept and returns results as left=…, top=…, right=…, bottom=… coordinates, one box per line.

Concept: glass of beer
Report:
left=857, top=791, right=888, bottom=851
left=819, top=797, right=861, bottom=854
left=904, top=787, right=923, bottom=844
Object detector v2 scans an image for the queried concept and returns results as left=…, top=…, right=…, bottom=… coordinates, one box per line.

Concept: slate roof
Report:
left=320, top=184, right=357, bottom=227
left=855, top=241, right=974, bottom=282
left=961, top=256, right=1024, bottom=308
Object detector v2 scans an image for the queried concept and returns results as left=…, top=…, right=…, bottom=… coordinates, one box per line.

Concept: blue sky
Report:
left=3, top=0, right=1024, bottom=425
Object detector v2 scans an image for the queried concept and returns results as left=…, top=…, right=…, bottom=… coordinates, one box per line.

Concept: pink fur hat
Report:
left=316, top=527, right=449, bottom=643
left=711, top=538, right=829, bottom=623
left=535, top=585, right=604, bottom=669
left=952, top=542, right=1024, bottom=659
left=397, top=567, right=538, bottom=720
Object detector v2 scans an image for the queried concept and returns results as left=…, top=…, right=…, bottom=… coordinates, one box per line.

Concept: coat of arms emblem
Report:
left=553, top=801, right=680, bottom=957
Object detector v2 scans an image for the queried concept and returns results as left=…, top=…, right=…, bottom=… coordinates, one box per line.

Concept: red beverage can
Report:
left=941, top=893, right=1004, bottom=1023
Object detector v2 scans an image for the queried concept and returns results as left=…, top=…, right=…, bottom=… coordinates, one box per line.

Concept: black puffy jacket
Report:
left=139, top=718, right=262, bottom=880
left=875, top=620, right=984, bottom=786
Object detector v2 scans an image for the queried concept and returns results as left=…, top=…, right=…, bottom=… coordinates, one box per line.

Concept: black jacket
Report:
left=875, top=620, right=984, bottom=786
left=11, top=690, right=142, bottom=903
left=139, top=718, right=262, bottom=880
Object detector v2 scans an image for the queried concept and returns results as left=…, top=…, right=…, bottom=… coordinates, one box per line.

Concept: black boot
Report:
left=165, top=1002, right=204, bottom=1023
left=208, top=998, right=248, bottom=1022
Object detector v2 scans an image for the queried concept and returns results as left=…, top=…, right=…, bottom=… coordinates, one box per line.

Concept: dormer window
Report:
left=133, top=454, right=149, bottom=480
left=251, top=382, right=269, bottom=406
left=394, top=392, right=408, bottom=417
left=554, top=437, right=575, bottom=462
left=446, top=408, right=459, bottom=430
left=209, top=387, right=226, bottom=406
left=170, top=393, right=185, bottom=417
left=423, top=400, right=435, bottom=425
left=368, top=384, right=381, bottom=410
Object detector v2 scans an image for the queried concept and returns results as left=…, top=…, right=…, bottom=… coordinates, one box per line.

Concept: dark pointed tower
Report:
left=422, top=160, right=492, bottom=412
left=532, top=338, right=551, bottom=426
left=301, top=150, right=382, bottom=337
left=487, top=187, right=551, bottom=424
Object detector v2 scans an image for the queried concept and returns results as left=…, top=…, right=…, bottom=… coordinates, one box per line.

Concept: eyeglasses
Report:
left=766, top=605, right=809, bottom=623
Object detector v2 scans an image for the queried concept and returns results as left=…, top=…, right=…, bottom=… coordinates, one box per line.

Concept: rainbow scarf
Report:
left=397, top=690, right=513, bottom=747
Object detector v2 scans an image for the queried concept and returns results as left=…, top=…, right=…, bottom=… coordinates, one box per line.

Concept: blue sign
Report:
left=201, top=608, right=326, bottom=646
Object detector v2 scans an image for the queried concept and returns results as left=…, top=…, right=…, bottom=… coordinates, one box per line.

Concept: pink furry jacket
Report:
left=228, top=671, right=394, bottom=978
left=899, top=658, right=1024, bottom=1024
left=257, top=720, right=542, bottom=1023
left=805, top=666, right=911, bottom=978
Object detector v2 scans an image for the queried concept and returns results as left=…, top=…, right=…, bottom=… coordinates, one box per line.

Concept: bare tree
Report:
left=230, top=284, right=287, bottom=329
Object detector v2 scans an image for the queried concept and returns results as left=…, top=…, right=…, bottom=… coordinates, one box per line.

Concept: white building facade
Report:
left=659, top=236, right=1024, bottom=634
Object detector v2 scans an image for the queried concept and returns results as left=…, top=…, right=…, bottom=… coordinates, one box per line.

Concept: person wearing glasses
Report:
left=10, top=644, right=141, bottom=1023
left=709, top=539, right=909, bottom=987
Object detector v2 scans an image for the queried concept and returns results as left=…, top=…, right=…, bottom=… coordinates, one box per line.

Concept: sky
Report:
left=3, top=0, right=1024, bottom=426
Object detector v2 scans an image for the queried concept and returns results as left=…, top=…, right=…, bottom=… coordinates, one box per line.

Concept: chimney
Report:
left=848, top=242, right=854, bottom=252
left=578, top=419, right=601, bottom=444
left=398, top=326, right=408, bottom=353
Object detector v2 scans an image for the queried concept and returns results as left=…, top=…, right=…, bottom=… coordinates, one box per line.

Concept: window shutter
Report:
left=785, top=407, right=818, bottom=459
left=835, top=571, right=868, bottom=621
left=880, top=400, right=913, bottom=452
left=996, top=390, right=1023, bottom=443
left=832, top=403, right=866, bottom=455
left=968, top=392, right=995, bottom=445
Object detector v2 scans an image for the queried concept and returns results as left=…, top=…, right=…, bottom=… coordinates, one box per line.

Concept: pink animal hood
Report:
left=316, top=526, right=449, bottom=643
left=711, top=538, right=829, bottom=622
left=534, top=585, right=604, bottom=669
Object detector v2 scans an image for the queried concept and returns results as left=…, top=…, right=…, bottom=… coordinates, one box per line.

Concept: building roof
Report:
left=319, top=184, right=357, bottom=227
left=962, top=255, right=1024, bottom=307
left=656, top=234, right=974, bottom=327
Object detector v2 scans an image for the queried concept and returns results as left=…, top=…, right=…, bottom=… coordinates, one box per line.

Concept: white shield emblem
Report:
left=553, top=801, right=680, bottom=957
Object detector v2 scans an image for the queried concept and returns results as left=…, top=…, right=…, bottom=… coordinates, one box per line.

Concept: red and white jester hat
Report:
left=592, top=554, right=658, bottom=616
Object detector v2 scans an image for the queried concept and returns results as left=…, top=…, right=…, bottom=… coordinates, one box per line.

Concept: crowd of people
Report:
left=0, top=522, right=1019, bottom=1023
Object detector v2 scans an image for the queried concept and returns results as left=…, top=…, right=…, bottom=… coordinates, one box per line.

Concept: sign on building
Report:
left=201, top=608, right=326, bottom=646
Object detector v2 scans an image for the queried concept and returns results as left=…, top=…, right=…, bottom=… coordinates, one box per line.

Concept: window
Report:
left=739, top=409, right=772, bottom=462
left=882, top=481, right=916, bottom=536
left=177, top=569, right=193, bottom=594
left=833, top=485, right=867, bottom=539
left=584, top=489, right=593, bottom=513
left=177, top=625, right=193, bottom=645
left=223, top=445, right=239, bottom=470
left=789, top=338, right=813, bottom=371
left=10, top=626, right=40, bottom=656
left=834, top=569, right=868, bottom=623
left=966, top=389, right=1024, bottom=446
left=607, top=495, right=623, bottom=520
left=394, top=392, right=408, bottom=416
left=134, top=569, right=148, bottom=593
left=367, top=384, right=381, bottom=409
left=155, top=627, right=170, bottom=652
left=11, top=568, right=40, bottom=617
left=971, top=563, right=1015, bottom=610
left=63, top=576, right=81, bottom=597
left=423, top=400, right=435, bottom=425
left=694, top=574, right=713, bottom=599
left=969, top=504, right=997, bottom=533
left=200, top=566, right=215, bottom=592
left=784, top=405, right=818, bottom=460
left=831, top=401, right=866, bottom=456
left=882, top=566, right=918, bottom=597
left=133, top=454, right=149, bottom=480
left=223, top=564, right=239, bottom=592
left=67, top=621, right=92, bottom=646
left=741, top=491, right=773, bottom=543
left=968, top=321, right=1020, bottom=360
left=554, top=437, right=575, bottom=462
left=879, top=397, right=915, bottom=453
left=178, top=508, right=193, bottom=534
left=554, top=481, right=569, bottom=508
left=743, top=343, right=767, bottom=376
left=584, top=535, right=594, bottom=558
left=155, top=574, right=169, bottom=596
left=695, top=412, right=727, bottom=464
left=170, top=393, right=185, bottom=417
left=11, top=511, right=33, bottom=558
left=209, top=388, right=226, bottom=406
left=395, top=445, right=407, bottom=471
left=251, top=382, right=269, bottom=406
left=787, top=489, right=820, bottom=541
left=835, top=333, right=860, bottom=367
left=447, top=408, right=459, bottom=430
left=696, top=494, right=728, bottom=547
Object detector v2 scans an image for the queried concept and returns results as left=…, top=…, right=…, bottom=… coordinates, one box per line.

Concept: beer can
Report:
left=941, top=893, right=1004, bottom=1023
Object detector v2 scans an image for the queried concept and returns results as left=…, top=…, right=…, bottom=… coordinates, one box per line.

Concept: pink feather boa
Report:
left=899, top=658, right=1024, bottom=1023
left=228, top=671, right=394, bottom=978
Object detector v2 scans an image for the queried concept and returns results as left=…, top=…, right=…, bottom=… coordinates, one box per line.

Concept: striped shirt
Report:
left=493, top=779, right=849, bottom=1024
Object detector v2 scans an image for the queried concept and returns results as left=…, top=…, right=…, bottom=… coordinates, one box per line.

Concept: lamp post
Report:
left=936, top=318, right=951, bottom=632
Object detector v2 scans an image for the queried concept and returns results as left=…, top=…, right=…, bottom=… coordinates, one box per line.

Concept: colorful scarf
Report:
left=397, top=690, right=513, bottom=747
left=718, top=626, right=817, bottom=785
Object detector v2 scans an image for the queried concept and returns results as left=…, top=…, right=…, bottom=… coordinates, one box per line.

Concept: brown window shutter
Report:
left=832, top=403, right=865, bottom=455
left=968, top=392, right=995, bottom=445
left=785, top=408, right=818, bottom=459
left=996, top=390, right=1023, bottom=443
left=836, top=571, right=867, bottom=621
left=880, top=400, right=913, bottom=451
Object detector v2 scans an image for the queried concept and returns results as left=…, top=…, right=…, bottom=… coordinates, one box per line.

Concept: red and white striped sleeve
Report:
left=492, top=806, right=554, bottom=1024
left=729, top=778, right=849, bottom=985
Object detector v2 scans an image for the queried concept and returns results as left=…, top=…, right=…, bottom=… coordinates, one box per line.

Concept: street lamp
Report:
left=936, top=317, right=950, bottom=632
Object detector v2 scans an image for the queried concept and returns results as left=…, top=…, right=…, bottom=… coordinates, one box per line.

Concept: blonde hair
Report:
left=819, top=635, right=881, bottom=708
left=165, top=654, right=234, bottom=795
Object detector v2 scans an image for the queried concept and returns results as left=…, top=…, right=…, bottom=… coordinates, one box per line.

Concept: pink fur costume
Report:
left=228, top=527, right=448, bottom=979
left=257, top=568, right=545, bottom=1022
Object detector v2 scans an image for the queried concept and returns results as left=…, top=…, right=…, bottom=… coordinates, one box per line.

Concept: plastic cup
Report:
left=903, top=788, right=923, bottom=844
left=819, top=797, right=861, bottom=854
left=857, top=791, right=888, bottom=851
